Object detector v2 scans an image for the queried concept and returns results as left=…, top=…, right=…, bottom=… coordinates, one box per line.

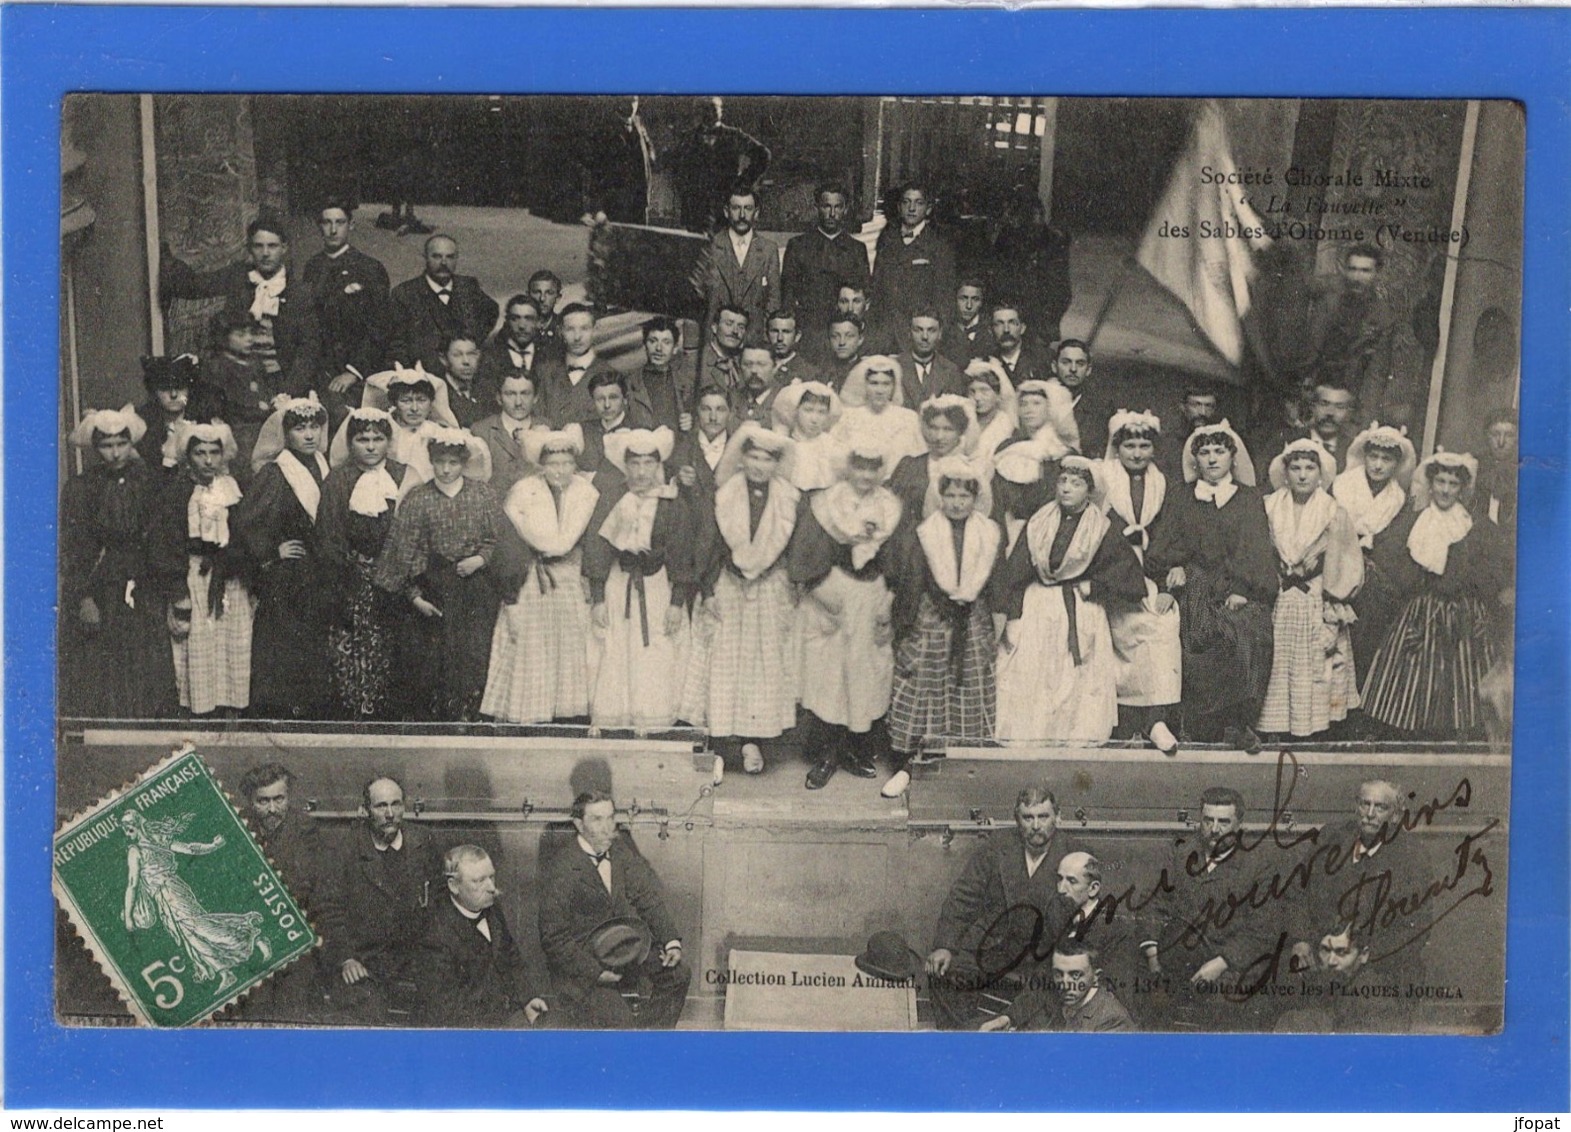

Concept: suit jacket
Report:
left=1005, top=900, right=1145, bottom=1027
left=415, top=896, right=545, bottom=1027
left=473, top=412, right=545, bottom=495
left=702, top=231, right=780, bottom=344
left=631, top=359, right=696, bottom=435
left=443, top=376, right=491, bottom=429
left=476, top=336, right=548, bottom=394
left=991, top=341, right=1054, bottom=389
left=321, top=824, right=443, bottom=979
left=388, top=274, right=500, bottom=372
left=535, top=353, right=619, bottom=430
left=1047, top=986, right=1136, bottom=1032
left=1068, top=384, right=1115, bottom=458
left=870, top=224, right=957, bottom=336
left=302, top=245, right=393, bottom=380
left=1145, top=838, right=1283, bottom=982
left=773, top=352, right=825, bottom=388
left=667, top=427, right=729, bottom=521
left=159, top=258, right=323, bottom=395
left=579, top=408, right=655, bottom=476
left=944, top=318, right=997, bottom=366
left=894, top=351, right=967, bottom=409
left=782, top=227, right=870, bottom=339
left=933, top=829, right=1087, bottom=966
left=537, top=832, right=682, bottom=1003
left=697, top=344, right=744, bottom=401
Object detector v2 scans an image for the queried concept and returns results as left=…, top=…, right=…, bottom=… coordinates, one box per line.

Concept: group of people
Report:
left=62, top=184, right=1516, bottom=796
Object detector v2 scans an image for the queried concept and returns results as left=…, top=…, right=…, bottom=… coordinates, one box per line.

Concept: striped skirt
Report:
left=680, top=567, right=798, bottom=739
left=481, top=557, right=592, bottom=724
left=887, top=594, right=996, bottom=755
left=173, top=560, right=253, bottom=714
left=1360, top=593, right=1495, bottom=734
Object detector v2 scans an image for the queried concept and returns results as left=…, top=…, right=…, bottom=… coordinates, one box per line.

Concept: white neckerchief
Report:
left=790, top=432, right=847, bottom=492
left=1026, top=502, right=1109, bottom=586
left=507, top=475, right=599, bottom=557
left=348, top=463, right=400, bottom=517
left=599, top=483, right=679, bottom=552
left=714, top=475, right=799, bottom=580
left=1332, top=466, right=1406, bottom=549
left=1194, top=475, right=1238, bottom=509
left=698, top=429, right=728, bottom=471
left=1101, top=460, right=1166, bottom=557
left=187, top=475, right=242, bottom=545
left=248, top=268, right=287, bottom=321
left=1407, top=503, right=1473, bottom=575
left=1265, top=487, right=1337, bottom=568
left=918, top=510, right=1000, bottom=602
left=811, top=481, right=902, bottom=570
left=275, top=449, right=327, bottom=522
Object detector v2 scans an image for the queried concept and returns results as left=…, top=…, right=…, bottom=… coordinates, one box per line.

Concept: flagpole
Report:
left=1085, top=255, right=1136, bottom=353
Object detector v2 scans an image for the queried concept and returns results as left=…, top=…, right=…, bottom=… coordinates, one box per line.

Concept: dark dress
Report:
left=59, top=460, right=178, bottom=718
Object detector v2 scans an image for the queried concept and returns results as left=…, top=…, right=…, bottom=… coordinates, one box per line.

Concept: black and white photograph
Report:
left=55, top=93, right=1519, bottom=1034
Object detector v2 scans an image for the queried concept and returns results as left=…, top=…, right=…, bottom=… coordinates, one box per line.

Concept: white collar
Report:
left=566, top=352, right=595, bottom=374
left=902, top=219, right=929, bottom=241
left=373, top=829, right=404, bottom=852
left=576, top=834, right=607, bottom=859
left=601, top=413, right=627, bottom=433
left=451, top=895, right=483, bottom=921
left=817, top=227, right=843, bottom=240
left=425, top=274, right=453, bottom=295
left=326, top=244, right=350, bottom=259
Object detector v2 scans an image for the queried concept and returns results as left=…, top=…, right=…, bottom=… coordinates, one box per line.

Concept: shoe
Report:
left=805, top=758, right=838, bottom=790
left=844, top=754, right=879, bottom=779
left=1149, top=721, right=1179, bottom=756
left=741, top=743, right=765, bottom=775
left=1240, top=726, right=1263, bottom=755
left=880, top=770, right=911, bottom=799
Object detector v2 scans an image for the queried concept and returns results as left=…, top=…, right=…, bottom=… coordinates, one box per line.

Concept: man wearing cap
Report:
left=416, top=845, right=550, bottom=1028
left=303, top=199, right=393, bottom=422
left=388, top=234, right=500, bottom=373
left=537, top=790, right=691, bottom=1028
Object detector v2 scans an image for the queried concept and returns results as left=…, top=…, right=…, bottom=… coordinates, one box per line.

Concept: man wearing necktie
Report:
left=537, top=790, right=691, bottom=1028
left=870, top=183, right=957, bottom=354
left=388, top=234, right=500, bottom=373
left=478, top=294, right=547, bottom=395
left=895, top=307, right=966, bottom=409
left=473, top=371, right=546, bottom=493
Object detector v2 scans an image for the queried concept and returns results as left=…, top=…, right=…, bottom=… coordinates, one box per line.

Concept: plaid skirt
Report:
left=1361, top=593, right=1495, bottom=734
left=1257, top=581, right=1358, bottom=737
left=680, top=567, right=798, bottom=738
left=173, top=561, right=253, bottom=714
left=887, top=593, right=996, bottom=754
left=482, top=557, right=592, bottom=724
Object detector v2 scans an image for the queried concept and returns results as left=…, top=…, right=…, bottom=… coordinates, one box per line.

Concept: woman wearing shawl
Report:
left=995, top=456, right=1144, bottom=741
left=886, top=394, right=985, bottom=533
left=679, top=423, right=801, bottom=775
left=62, top=406, right=178, bottom=717
left=316, top=406, right=409, bottom=720
left=966, top=357, right=1018, bottom=459
left=1331, top=423, right=1417, bottom=675
left=147, top=419, right=254, bottom=716
left=1257, top=438, right=1365, bottom=739
left=480, top=429, right=600, bottom=724
left=772, top=380, right=847, bottom=493
left=237, top=394, right=332, bottom=718
left=1360, top=452, right=1510, bottom=738
left=884, top=454, right=1004, bottom=796
left=354, top=362, right=459, bottom=485
left=1100, top=410, right=1182, bottom=754
left=373, top=427, right=498, bottom=721
left=832, top=356, right=927, bottom=479
left=584, top=427, right=698, bottom=730
left=789, top=446, right=904, bottom=789
left=1145, top=421, right=1277, bottom=752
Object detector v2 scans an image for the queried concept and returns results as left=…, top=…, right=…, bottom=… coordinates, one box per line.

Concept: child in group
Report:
left=358, top=362, right=459, bottom=484
left=373, top=427, right=498, bottom=721
left=772, top=380, right=847, bottom=493
left=833, top=356, right=927, bottom=479
left=198, top=310, right=274, bottom=478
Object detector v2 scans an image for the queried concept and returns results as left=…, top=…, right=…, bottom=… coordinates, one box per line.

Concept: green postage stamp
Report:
left=53, top=744, right=317, bottom=1025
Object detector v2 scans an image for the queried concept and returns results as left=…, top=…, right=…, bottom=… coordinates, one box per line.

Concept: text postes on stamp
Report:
left=52, top=744, right=317, bottom=1026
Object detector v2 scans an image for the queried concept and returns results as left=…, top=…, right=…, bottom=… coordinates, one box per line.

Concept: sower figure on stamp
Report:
left=926, top=784, right=1084, bottom=1030
left=537, top=791, right=691, bottom=1029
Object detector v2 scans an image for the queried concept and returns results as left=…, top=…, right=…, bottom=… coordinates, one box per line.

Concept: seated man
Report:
left=415, top=844, right=550, bottom=1028
left=981, top=940, right=1136, bottom=1032
left=1275, top=919, right=1409, bottom=1033
left=729, top=345, right=790, bottom=430
left=698, top=305, right=749, bottom=396
left=633, top=316, right=696, bottom=435
left=926, top=784, right=1084, bottom=1030
left=537, top=790, right=691, bottom=1029
left=764, top=308, right=824, bottom=387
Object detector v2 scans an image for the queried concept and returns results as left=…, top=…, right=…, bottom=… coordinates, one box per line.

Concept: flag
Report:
left=1136, top=100, right=1275, bottom=367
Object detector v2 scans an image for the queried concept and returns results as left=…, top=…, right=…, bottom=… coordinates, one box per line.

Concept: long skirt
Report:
left=798, top=568, right=894, bottom=734
left=589, top=563, right=690, bottom=729
left=398, top=561, right=500, bottom=721
left=996, top=582, right=1118, bottom=741
left=329, top=554, right=400, bottom=720
left=62, top=584, right=177, bottom=719
left=1360, top=593, right=1495, bottom=734
left=173, top=561, right=254, bottom=714
left=482, top=557, right=593, bottom=724
left=1109, top=585, right=1182, bottom=709
left=887, top=594, right=996, bottom=754
left=249, top=557, right=329, bottom=716
left=1177, top=564, right=1274, bottom=724
left=680, top=567, right=798, bottom=739
left=1258, top=581, right=1358, bottom=737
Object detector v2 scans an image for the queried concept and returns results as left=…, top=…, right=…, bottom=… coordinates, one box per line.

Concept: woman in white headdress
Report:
left=1331, top=423, right=1417, bottom=673
left=1100, top=409, right=1182, bottom=753
left=584, top=427, right=698, bottom=730
left=237, top=394, right=332, bottom=718
left=316, top=407, right=410, bottom=720
left=372, top=427, right=499, bottom=721
left=480, top=429, right=599, bottom=725
left=965, top=357, right=1018, bottom=459
left=886, top=394, right=987, bottom=531
left=1257, top=438, right=1364, bottom=739
left=994, top=456, right=1145, bottom=741
left=356, top=363, right=458, bottom=484
left=679, top=423, right=801, bottom=775
left=1360, top=451, right=1511, bottom=738
left=62, top=406, right=177, bottom=717
left=772, top=380, right=847, bottom=493
left=788, top=444, right=904, bottom=789
left=149, top=419, right=253, bottom=716
left=832, top=356, right=927, bottom=480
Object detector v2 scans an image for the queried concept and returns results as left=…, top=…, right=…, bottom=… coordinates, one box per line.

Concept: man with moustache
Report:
left=388, top=234, right=500, bottom=373
left=1297, top=243, right=1402, bottom=428
left=302, top=199, right=393, bottom=422
left=728, top=345, right=790, bottom=429
left=698, top=305, right=750, bottom=395
left=1270, top=380, right=1360, bottom=473
left=985, top=301, right=1054, bottom=389
left=764, top=309, right=824, bottom=387
left=478, top=294, right=547, bottom=392
left=473, top=371, right=547, bottom=494
left=701, top=183, right=778, bottom=345
left=895, top=307, right=966, bottom=408
left=925, top=784, right=1085, bottom=1030
left=782, top=182, right=869, bottom=344
left=1154, top=384, right=1221, bottom=484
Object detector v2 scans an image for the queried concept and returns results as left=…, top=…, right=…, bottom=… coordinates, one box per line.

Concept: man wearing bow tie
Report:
left=160, top=211, right=324, bottom=398
left=535, top=303, right=617, bottom=428
left=538, top=790, right=691, bottom=1029
left=416, top=845, right=550, bottom=1028
left=478, top=294, right=547, bottom=395
left=302, top=199, right=393, bottom=422
left=388, top=234, right=500, bottom=373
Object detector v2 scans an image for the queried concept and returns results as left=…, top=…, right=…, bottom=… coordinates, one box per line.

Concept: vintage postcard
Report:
left=56, top=93, right=1518, bottom=1035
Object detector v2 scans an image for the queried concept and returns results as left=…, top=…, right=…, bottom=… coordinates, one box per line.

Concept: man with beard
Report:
left=1298, top=244, right=1402, bottom=427
left=1154, top=384, right=1221, bottom=484
left=925, top=784, right=1085, bottom=1030
left=701, top=183, right=778, bottom=345
left=782, top=182, right=869, bottom=345
left=388, top=234, right=500, bottom=373
left=303, top=199, right=393, bottom=424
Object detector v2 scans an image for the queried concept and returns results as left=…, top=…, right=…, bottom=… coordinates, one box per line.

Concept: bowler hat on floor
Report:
left=854, top=930, right=925, bottom=982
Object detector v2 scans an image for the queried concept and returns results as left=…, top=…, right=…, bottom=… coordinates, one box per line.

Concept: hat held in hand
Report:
left=589, top=916, right=653, bottom=970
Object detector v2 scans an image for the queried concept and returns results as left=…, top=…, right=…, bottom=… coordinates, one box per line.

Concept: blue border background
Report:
left=7, top=6, right=1568, bottom=1111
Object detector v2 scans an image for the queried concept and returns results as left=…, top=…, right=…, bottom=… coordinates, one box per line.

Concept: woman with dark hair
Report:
left=238, top=394, right=333, bottom=719
left=772, top=381, right=847, bottom=494
left=136, top=354, right=218, bottom=473
left=886, top=394, right=984, bottom=533
left=1360, top=452, right=1510, bottom=739
left=1145, top=421, right=1277, bottom=752
left=316, top=406, right=408, bottom=720
left=62, top=406, right=177, bottom=717
left=1332, top=423, right=1417, bottom=675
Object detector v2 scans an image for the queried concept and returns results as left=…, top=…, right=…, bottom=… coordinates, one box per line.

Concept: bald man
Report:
left=389, top=234, right=500, bottom=372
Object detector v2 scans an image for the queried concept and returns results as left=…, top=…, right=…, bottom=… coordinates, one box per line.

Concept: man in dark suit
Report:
left=303, top=200, right=392, bottom=422
left=984, top=940, right=1136, bottom=1032
left=478, top=294, right=548, bottom=393
left=701, top=183, right=779, bottom=346
left=870, top=182, right=957, bottom=351
left=438, top=332, right=489, bottom=428
left=1053, top=338, right=1113, bottom=458
left=537, top=790, right=691, bottom=1029
left=473, top=372, right=546, bottom=495
left=670, top=385, right=732, bottom=522
left=697, top=305, right=749, bottom=401
left=895, top=307, right=967, bottom=408
left=764, top=309, right=824, bottom=387
left=1154, top=384, right=1220, bottom=485
left=633, top=316, right=695, bottom=435
left=160, top=210, right=324, bottom=397
left=577, top=371, right=654, bottom=482
left=729, top=346, right=791, bottom=430
left=987, top=301, right=1054, bottom=388
left=388, top=234, right=499, bottom=372
left=320, top=775, right=443, bottom=1021
left=944, top=277, right=996, bottom=365
left=416, top=845, right=550, bottom=1028
left=824, top=312, right=869, bottom=392
left=527, top=270, right=567, bottom=358
left=926, top=784, right=1085, bottom=1029
left=781, top=181, right=869, bottom=344
left=1265, top=379, right=1359, bottom=474
left=535, top=303, right=617, bottom=428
